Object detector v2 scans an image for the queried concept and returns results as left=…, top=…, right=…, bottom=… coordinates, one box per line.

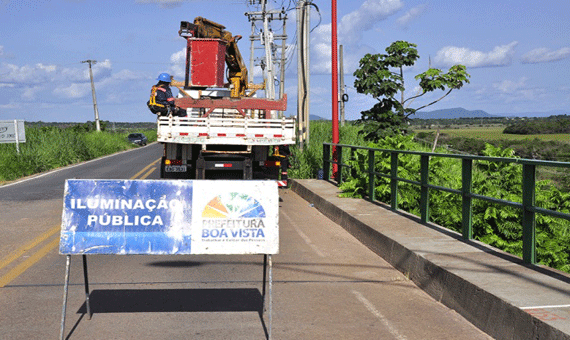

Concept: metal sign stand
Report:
left=60, top=254, right=273, bottom=340
left=13, top=120, right=20, bottom=154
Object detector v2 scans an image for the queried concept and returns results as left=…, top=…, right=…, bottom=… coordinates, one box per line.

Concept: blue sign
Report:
left=60, top=179, right=193, bottom=255
left=59, top=179, right=279, bottom=255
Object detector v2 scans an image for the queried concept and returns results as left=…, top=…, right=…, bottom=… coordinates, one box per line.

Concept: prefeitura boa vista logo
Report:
left=201, top=192, right=267, bottom=239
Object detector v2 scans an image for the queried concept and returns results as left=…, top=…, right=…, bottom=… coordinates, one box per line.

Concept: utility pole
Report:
left=261, top=0, right=275, bottom=102
left=296, top=0, right=310, bottom=149
left=279, top=16, right=287, bottom=116
left=81, top=60, right=101, bottom=132
left=246, top=1, right=287, bottom=119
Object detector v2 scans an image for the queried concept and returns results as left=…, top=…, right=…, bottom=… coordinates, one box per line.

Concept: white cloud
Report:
left=169, top=48, right=186, bottom=80
left=135, top=0, right=186, bottom=8
left=21, top=86, right=44, bottom=100
left=521, top=47, right=570, bottom=64
left=53, top=83, right=92, bottom=99
left=491, top=77, right=547, bottom=103
left=312, top=0, right=403, bottom=74
left=493, top=77, right=527, bottom=94
left=1, top=62, right=83, bottom=84
left=0, top=45, right=4, bottom=56
left=434, top=41, right=518, bottom=68
left=396, top=4, right=427, bottom=27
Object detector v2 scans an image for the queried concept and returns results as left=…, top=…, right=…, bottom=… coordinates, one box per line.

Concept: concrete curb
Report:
left=291, top=179, right=570, bottom=340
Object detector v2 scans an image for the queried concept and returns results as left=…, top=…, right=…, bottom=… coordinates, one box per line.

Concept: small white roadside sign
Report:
left=0, top=120, right=26, bottom=144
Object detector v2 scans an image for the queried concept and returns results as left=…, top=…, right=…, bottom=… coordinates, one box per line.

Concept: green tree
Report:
left=353, top=41, right=470, bottom=141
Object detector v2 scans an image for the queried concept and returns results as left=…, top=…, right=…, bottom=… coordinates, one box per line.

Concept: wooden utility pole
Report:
left=81, top=60, right=101, bottom=132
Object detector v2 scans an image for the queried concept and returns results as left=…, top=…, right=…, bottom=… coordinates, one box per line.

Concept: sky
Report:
left=1, top=0, right=569, bottom=123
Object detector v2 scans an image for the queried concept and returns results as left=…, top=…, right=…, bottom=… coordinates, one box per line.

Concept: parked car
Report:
left=127, top=133, right=148, bottom=146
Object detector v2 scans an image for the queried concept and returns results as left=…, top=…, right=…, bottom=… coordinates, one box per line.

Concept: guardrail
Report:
left=322, top=143, right=570, bottom=265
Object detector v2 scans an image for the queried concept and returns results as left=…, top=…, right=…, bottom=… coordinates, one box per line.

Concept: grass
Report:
left=0, top=126, right=156, bottom=183
left=414, top=126, right=570, bottom=143
left=288, top=121, right=365, bottom=179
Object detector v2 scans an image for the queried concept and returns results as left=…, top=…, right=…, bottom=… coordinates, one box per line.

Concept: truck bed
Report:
left=157, top=116, right=296, bottom=145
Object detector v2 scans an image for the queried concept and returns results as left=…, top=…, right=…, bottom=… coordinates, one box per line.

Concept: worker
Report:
left=147, top=73, right=186, bottom=117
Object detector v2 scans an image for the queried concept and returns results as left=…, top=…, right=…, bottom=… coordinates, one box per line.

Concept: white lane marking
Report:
left=282, top=210, right=326, bottom=258
left=521, top=304, right=570, bottom=310
left=352, top=290, right=407, bottom=340
left=0, top=143, right=156, bottom=189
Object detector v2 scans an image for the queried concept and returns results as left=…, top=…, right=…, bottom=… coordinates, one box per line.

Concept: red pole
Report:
left=331, top=0, right=339, bottom=179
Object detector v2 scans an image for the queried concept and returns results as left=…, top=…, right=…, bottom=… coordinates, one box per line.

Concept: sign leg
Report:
left=262, top=254, right=268, bottom=311
left=82, top=255, right=92, bottom=320
left=268, top=254, right=273, bottom=340
left=60, top=255, right=71, bottom=340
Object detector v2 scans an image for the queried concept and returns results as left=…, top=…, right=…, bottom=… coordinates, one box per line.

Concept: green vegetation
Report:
left=288, top=121, right=365, bottom=179
left=413, top=124, right=570, bottom=189
left=504, top=115, right=570, bottom=135
left=415, top=126, right=570, bottom=142
left=335, top=135, right=570, bottom=273
left=0, top=122, right=156, bottom=183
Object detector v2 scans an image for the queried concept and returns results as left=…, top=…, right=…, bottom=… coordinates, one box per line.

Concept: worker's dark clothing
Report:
left=147, top=82, right=186, bottom=117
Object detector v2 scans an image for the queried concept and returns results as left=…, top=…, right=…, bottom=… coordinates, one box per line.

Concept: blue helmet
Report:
left=157, top=73, right=171, bottom=82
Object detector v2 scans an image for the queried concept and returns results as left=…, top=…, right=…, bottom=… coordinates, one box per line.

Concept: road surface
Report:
left=0, top=143, right=492, bottom=339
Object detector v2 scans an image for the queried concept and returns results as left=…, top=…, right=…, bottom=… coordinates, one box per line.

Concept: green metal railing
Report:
left=323, top=143, right=570, bottom=265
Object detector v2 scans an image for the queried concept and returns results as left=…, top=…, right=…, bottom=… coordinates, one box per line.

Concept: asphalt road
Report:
left=0, top=143, right=492, bottom=339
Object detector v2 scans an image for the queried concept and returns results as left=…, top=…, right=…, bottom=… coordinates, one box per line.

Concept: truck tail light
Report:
left=264, top=161, right=281, bottom=167
left=165, top=159, right=183, bottom=165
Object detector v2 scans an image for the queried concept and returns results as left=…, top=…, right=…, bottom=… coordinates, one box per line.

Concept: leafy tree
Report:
left=353, top=41, right=470, bottom=141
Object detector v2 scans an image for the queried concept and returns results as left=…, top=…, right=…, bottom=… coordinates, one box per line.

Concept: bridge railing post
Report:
left=420, top=155, right=430, bottom=223
left=462, top=159, right=473, bottom=240
left=337, top=145, right=343, bottom=184
left=368, top=149, right=375, bottom=202
left=522, top=163, right=536, bottom=264
left=323, top=144, right=330, bottom=181
left=390, top=152, right=398, bottom=210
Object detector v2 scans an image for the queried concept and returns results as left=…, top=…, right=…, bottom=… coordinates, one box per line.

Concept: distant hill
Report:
left=495, top=110, right=568, bottom=118
left=310, top=114, right=329, bottom=121
left=415, top=107, right=569, bottom=119
left=415, top=108, right=497, bottom=119
left=288, top=114, right=329, bottom=120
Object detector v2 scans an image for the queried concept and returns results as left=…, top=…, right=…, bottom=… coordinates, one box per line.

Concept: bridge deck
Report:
left=292, top=179, right=570, bottom=340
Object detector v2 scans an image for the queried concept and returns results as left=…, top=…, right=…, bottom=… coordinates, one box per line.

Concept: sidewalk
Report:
left=291, top=179, right=570, bottom=340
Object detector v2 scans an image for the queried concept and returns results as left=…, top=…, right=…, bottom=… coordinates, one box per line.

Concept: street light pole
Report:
left=81, top=60, right=101, bottom=132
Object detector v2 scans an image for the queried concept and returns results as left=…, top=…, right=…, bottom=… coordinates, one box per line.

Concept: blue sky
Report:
left=1, top=0, right=569, bottom=123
